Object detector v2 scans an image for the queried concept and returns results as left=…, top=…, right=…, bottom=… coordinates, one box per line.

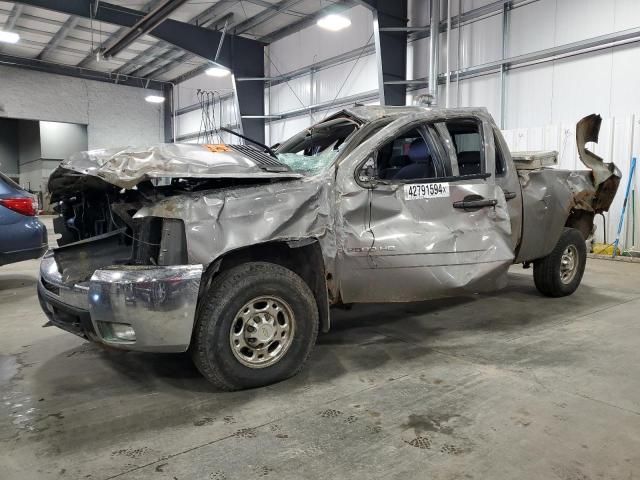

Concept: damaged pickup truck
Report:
left=38, top=106, right=620, bottom=390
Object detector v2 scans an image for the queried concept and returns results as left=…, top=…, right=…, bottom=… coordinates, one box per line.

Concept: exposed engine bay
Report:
left=48, top=168, right=284, bottom=283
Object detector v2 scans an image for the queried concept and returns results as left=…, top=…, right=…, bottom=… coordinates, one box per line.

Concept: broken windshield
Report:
left=275, top=118, right=359, bottom=175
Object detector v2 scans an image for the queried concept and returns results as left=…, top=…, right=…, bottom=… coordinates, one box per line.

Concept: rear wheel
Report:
left=533, top=227, right=587, bottom=297
left=191, top=262, right=318, bottom=391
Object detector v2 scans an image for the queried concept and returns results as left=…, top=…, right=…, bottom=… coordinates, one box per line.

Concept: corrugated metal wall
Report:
left=264, top=5, right=378, bottom=143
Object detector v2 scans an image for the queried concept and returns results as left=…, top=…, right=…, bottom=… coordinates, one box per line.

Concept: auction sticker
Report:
left=404, top=182, right=450, bottom=200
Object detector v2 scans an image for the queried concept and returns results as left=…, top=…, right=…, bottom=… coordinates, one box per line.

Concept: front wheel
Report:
left=191, top=262, right=319, bottom=391
left=533, top=227, right=587, bottom=297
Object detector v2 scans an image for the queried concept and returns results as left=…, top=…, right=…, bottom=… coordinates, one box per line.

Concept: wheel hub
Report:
left=560, top=244, right=579, bottom=284
left=255, top=321, right=276, bottom=343
left=229, top=296, right=295, bottom=368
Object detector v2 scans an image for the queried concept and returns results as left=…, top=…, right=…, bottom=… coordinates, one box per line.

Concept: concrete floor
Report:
left=2, top=222, right=640, bottom=479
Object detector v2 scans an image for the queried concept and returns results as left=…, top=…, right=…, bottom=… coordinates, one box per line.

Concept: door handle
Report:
left=504, top=191, right=517, bottom=200
left=453, top=195, right=498, bottom=210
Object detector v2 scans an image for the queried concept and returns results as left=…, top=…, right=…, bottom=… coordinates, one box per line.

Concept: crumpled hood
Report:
left=55, top=143, right=302, bottom=189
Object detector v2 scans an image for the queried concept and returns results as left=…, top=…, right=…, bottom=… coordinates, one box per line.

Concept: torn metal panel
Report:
left=515, top=170, right=594, bottom=262
left=134, top=175, right=335, bottom=269
left=576, top=114, right=621, bottom=212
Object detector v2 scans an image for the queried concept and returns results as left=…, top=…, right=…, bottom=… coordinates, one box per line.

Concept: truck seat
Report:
left=393, top=139, right=435, bottom=180
left=457, top=151, right=482, bottom=175
left=381, top=155, right=410, bottom=179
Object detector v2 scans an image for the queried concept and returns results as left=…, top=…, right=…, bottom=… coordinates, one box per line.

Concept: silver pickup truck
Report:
left=38, top=106, right=620, bottom=390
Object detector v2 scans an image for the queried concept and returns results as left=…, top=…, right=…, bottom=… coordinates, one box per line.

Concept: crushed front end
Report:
left=37, top=178, right=203, bottom=351
left=37, top=142, right=301, bottom=352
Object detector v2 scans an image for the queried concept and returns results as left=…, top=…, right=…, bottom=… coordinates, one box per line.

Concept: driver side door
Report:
left=336, top=116, right=515, bottom=303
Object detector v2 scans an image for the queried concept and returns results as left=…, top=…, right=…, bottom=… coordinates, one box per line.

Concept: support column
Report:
left=500, top=1, right=512, bottom=129
left=163, top=84, right=174, bottom=143
left=231, top=39, right=266, bottom=143
left=428, top=0, right=440, bottom=105
left=366, top=0, right=408, bottom=105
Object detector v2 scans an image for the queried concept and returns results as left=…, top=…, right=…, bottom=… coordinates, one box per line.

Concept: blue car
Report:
left=0, top=171, right=48, bottom=266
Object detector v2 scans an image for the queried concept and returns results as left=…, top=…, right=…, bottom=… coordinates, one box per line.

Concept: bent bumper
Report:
left=38, top=252, right=203, bottom=352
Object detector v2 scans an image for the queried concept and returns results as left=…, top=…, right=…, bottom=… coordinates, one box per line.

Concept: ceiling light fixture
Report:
left=145, top=95, right=165, bottom=103
left=317, top=13, right=351, bottom=31
left=205, top=63, right=231, bottom=77
left=0, top=31, right=20, bottom=44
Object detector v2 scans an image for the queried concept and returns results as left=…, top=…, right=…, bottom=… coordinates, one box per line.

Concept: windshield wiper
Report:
left=220, top=127, right=278, bottom=159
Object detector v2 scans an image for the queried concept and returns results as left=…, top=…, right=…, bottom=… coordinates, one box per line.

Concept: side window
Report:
left=375, top=127, right=446, bottom=181
left=493, top=130, right=506, bottom=176
left=445, top=120, right=484, bottom=176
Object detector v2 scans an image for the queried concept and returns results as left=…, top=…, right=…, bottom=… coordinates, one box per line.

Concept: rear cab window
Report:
left=443, top=119, right=485, bottom=176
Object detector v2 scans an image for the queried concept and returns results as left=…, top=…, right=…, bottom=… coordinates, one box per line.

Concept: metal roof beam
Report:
left=37, top=16, right=80, bottom=60
left=114, top=2, right=234, bottom=76
left=75, top=0, right=164, bottom=68
left=123, top=13, right=233, bottom=78
left=143, top=50, right=195, bottom=79
left=101, top=0, right=189, bottom=59
left=0, top=7, right=160, bottom=47
left=13, top=0, right=264, bottom=67
left=231, top=0, right=304, bottom=35
left=3, top=3, right=24, bottom=31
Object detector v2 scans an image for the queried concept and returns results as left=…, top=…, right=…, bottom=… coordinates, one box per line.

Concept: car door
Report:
left=490, top=127, right=523, bottom=250
left=336, top=115, right=515, bottom=303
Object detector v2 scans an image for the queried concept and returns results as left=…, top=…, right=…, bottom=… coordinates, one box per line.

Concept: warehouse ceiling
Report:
left=0, top=0, right=350, bottom=83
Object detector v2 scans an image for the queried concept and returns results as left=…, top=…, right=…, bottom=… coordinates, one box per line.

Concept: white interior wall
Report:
left=0, top=65, right=164, bottom=149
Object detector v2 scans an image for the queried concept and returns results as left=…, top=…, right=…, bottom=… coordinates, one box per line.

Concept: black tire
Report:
left=191, top=261, right=319, bottom=391
left=533, top=227, right=587, bottom=297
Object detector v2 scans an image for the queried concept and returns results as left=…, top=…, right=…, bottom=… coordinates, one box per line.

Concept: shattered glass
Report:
left=276, top=144, right=340, bottom=175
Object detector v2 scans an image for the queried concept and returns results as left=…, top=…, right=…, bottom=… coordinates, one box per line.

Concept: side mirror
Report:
left=357, top=155, right=378, bottom=186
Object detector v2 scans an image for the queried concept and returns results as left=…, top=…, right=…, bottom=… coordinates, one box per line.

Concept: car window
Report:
left=375, top=127, right=446, bottom=181
left=445, top=120, right=484, bottom=176
left=276, top=118, right=358, bottom=175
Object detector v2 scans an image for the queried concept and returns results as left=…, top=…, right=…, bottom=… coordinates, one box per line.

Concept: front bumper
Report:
left=38, top=252, right=203, bottom=352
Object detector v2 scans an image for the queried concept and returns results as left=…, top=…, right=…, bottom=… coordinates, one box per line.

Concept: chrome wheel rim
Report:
left=560, top=245, right=579, bottom=284
left=229, top=296, right=295, bottom=368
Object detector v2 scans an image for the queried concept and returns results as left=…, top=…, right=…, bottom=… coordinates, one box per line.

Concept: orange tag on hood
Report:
left=204, top=144, right=231, bottom=153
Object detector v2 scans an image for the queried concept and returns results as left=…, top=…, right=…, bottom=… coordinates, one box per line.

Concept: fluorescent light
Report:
left=145, top=95, right=165, bottom=103
left=317, top=14, right=351, bottom=31
left=0, top=31, right=19, bottom=44
left=205, top=64, right=231, bottom=77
